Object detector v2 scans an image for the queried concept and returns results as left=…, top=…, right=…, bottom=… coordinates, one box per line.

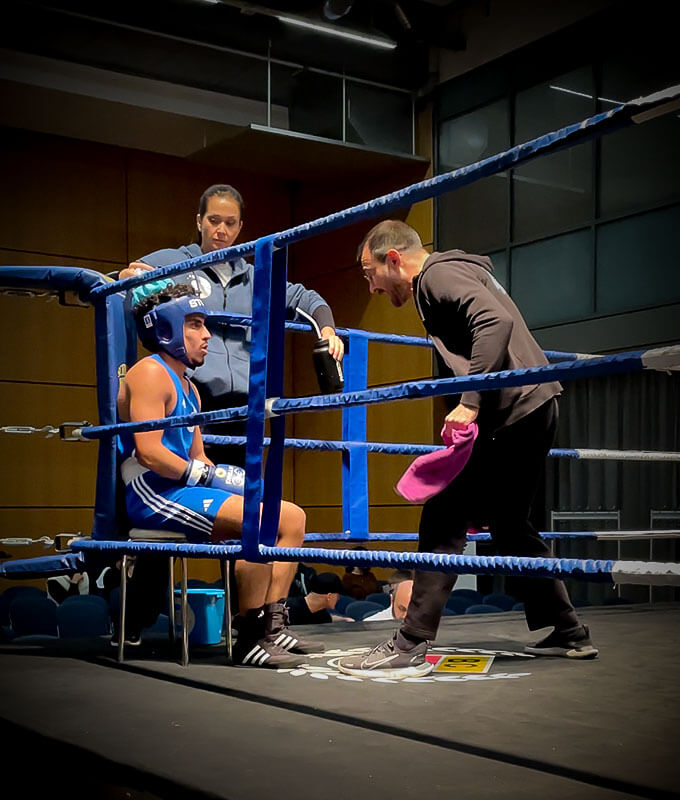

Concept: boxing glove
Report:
left=182, top=459, right=249, bottom=496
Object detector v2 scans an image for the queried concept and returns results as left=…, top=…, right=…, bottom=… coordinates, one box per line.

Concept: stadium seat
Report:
left=345, top=600, right=383, bottom=620
left=464, top=603, right=504, bottom=615
left=365, top=592, right=391, bottom=608
left=482, top=593, right=517, bottom=611
left=57, top=596, right=111, bottom=638
left=9, top=595, right=58, bottom=637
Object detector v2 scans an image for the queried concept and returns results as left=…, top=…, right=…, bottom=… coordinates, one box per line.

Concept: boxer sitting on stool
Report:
left=117, top=279, right=323, bottom=667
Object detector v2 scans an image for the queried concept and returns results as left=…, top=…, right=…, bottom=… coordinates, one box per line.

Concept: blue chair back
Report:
left=61, top=594, right=110, bottom=612
left=345, top=600, right=383, bottom=620
left=512, top=602, right=525, bottom=611
left=9, top=595, right=58, bottom=636
left=334, top=595, right=353, bottom=614
left=446, top=595, right=475, bottom=614
left=482, top=593, right=516, bottom=611
left=365, top=592, right=390, bottom=608
left=0, top=586, right=46, bottom=626
left=464, top=603, right=504, bottom=615
left=57, top=597, right=111, bottom=638
left=450, top=588, right=482, bottom=603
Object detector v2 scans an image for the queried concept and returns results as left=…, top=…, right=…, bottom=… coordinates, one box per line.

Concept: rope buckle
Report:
left=54, top=532, right=87, bottom=552
left=59, top=422, right=90, bottom=441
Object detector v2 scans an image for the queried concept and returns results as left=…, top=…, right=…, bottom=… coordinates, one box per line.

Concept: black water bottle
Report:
left=313, top=338, right=344, bottom=394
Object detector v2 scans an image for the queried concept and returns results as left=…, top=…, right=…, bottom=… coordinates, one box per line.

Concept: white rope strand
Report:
left=569, top=449, right=680, bottom=461
left=612, top=561, right=680, bottom=586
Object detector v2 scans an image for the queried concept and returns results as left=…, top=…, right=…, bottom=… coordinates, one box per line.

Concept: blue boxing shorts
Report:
left=125, top=469, right=235, bottom=542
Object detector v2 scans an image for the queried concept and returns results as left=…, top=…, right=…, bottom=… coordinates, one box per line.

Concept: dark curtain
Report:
left=545, top=371, right=680, bottom=604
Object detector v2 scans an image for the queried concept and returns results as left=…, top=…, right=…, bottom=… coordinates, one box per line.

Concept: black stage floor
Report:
left=1, top=605, right=679, bottom=800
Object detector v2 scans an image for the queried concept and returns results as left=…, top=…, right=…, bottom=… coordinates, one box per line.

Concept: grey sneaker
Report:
left=231, top=636, right=306, bottom=669
left=265, top=602, right=325, bottom=654
left=337, top=635, right=433, bottom=679
left=525, top=624, right=598, bottom=659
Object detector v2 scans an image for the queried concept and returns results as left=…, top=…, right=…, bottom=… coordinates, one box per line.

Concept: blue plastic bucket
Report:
left=173, top=588, right=225, bottom=645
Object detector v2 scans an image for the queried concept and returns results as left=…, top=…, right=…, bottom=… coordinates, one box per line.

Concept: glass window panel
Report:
left=345, top=82, right=412, bottom=154
left=486, top=249, right=508, bottom=291
left=437, top=100, right=509, bottom=253
left=271, top=65, right=343, bottom=140
left=511, top=230, right=593, bottom=328
left=513, top=67, right=594, bottom=241
left=596, top=205, right=680, bottom=315
left=599, top=55, right=680, bottom=217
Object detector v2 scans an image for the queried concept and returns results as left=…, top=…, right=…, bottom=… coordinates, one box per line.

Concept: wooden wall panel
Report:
left=303, top=506, right=343, bottom=535
left=0, top=129, right=127, bottom=264
left=0, top=291, right=95, bottom=385
left=293, top=447, right=344, bottom=508
left=126, top=151, right=292, bottom=263
left=0, top=248, right=115, bottom=273
left=366, top=396, right=434, bottom=505
left=0, top=383, right=98, bottom=506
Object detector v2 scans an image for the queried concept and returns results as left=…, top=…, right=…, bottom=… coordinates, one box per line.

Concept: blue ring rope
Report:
left=78, top=347, right=658, bottom=440
left=72, top=540, right=243, bottom=558
left=210, top=314, right=588, bottom=360
left=67, top=540, right=615, bottom=582
left=259, top=546, right=616, bottom=582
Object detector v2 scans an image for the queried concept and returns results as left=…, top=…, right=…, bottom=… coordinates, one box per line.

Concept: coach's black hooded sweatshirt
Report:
left=412, top=250, right=561, bottom=431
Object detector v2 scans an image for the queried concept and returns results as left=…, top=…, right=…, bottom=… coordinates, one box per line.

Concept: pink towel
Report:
left=395, top=423, right=478, bottom=504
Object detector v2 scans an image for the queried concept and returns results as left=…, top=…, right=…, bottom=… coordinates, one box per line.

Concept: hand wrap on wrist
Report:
left=182, top=459, right=215, bottom=487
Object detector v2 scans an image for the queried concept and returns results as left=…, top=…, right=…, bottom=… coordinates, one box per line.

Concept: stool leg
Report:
left=118, top=554, right=128, bottom=664
left=223, top=560, right=233, bottom=662
left=168, top=556, right=176, bottom=650
left=180, top=557, right=189, bottom=667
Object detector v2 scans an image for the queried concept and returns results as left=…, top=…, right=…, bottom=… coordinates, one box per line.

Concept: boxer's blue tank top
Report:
left=119, top=354, right=199, bottom=463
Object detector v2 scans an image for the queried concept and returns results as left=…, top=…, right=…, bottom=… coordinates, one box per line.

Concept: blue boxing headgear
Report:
left=138, top=294, right=207, bottom=367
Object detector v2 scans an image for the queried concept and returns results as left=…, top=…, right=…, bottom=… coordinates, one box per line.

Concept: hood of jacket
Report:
left=420, top=249, right=494, bottom=277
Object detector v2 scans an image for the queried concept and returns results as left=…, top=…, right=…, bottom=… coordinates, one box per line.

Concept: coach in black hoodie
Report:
left=337, top=221, right=596, bottom=680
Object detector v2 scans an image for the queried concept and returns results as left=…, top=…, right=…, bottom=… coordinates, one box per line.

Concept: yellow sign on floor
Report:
left=428, top=655, right=494, bottom=674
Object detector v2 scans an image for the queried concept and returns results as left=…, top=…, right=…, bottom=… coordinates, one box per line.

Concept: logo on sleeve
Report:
left=190, top=275, right=213, bottom=299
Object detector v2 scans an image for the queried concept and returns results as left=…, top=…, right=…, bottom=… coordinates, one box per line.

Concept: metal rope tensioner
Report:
left=0, top=421, right=91, bottom=441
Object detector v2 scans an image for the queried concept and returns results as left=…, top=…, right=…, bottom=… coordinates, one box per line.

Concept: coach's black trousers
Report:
left=402, top=398, right=579, bottom=640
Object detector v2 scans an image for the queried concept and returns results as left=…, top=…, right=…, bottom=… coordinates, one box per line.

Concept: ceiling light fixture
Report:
left=276, top=15, right=397, bottom=49
left=323, top=0, right=354, bottom=21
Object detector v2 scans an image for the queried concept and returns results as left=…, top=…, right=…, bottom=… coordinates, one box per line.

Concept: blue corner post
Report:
left=342, top=333, right=369, bottom=539
left=242, top=235, right=277, bottom=560
left=92, top=292, right=136, bottom=539
left=259, top=245, right=288, bottom=548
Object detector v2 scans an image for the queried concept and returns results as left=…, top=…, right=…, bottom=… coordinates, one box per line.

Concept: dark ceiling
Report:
left=1, top=0, right=477, bottom=94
